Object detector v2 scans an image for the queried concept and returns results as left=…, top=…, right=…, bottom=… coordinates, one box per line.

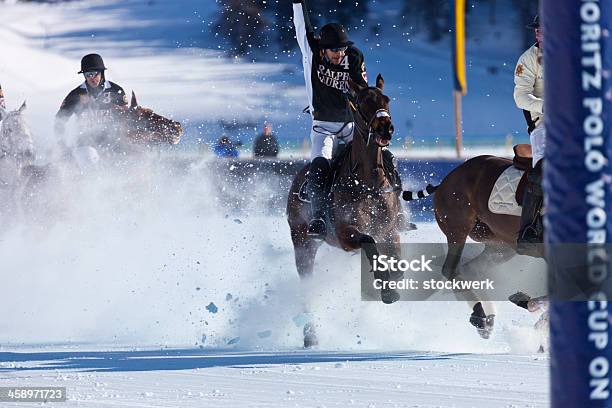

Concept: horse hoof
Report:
left=381, top=288, right=400, bottom=304
left=307, top=219, right=327, bottom=240
left=508, top=291, right=531, bottom=310
left=303, top=322, right=318, bottom=348
left=304, top=335, right=319, bottom=349
left=470, top=314, right=495, bottom=339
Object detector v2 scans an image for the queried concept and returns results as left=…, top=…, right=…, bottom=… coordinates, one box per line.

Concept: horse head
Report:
left=0, top=101, right=35, bottom=164
left=348, top=74, right=394, bottom=148
left=344, top=74, right=395, bottom=189
left=116, top=92, right=183, bottom=145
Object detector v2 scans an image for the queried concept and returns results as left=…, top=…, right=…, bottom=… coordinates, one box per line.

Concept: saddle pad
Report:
left=488, top=166, right=524, bottom=216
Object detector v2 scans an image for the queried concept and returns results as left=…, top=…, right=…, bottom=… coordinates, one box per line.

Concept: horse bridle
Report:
left=351, top=89, right=392, bottom=146
left=327, top=89, right=398, bottom=197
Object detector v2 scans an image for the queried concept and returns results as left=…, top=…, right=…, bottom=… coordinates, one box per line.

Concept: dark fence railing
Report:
left=169, top=158, right=464, bottom=221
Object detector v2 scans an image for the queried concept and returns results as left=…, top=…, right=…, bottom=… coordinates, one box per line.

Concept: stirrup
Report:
left=307, top=218, right=327, bottom=239
left=517, top=224, right=542, bottom=256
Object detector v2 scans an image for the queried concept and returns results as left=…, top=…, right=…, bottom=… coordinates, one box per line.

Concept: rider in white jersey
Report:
left=513, top=15, right=544, bottom=250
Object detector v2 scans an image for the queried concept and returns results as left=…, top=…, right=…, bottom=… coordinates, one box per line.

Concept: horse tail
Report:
left=402, top=184, right=438, bottom=201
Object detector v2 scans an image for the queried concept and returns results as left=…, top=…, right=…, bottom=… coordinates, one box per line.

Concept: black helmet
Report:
left=78, top=53, right=107, bottom=74
left=526, top=15, right=539, bottom=29
left=319, top=23, right=353, bottom=49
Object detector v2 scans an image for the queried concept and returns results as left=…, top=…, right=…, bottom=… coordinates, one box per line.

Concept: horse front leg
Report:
left=290, top=222, right=322, bottom=348
left=460, top=244, right=517, bottom=339
left=336, top=224, right=401, bottom=304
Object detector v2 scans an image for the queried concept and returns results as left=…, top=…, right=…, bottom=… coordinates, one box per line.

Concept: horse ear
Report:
left=130, top=91, right=138, bottom=109
left=375, top=74, right=384, bottom=91
left=347, top=78, right=365, bottom=95
left=18, top=101, right=27, bottom=113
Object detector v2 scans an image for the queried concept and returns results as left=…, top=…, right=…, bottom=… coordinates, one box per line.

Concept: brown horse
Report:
left=21, top=93, right=184, bottom=222
left=404, top=148, right=546, bottom=338
left=118, top=92, right=183, bottom=146
left=287, top=74, right=404, bottom=348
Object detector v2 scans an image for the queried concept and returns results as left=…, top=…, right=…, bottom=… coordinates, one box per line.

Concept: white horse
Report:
left=0, top=101, right=35, bottom=222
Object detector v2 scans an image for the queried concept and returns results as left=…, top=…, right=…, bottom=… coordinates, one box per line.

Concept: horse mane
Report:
left=137, top=107, right=154, bottom=114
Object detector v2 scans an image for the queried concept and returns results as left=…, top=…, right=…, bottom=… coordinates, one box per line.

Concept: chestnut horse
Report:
left=21, top=93, right=184, bottom=221
left=118, top=92, right=183, bottom=146
left=405, top=151, right=546, bottom=339
left=287, top=74, right=404, bottom=348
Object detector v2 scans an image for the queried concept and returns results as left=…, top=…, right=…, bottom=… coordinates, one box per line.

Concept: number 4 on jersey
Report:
left=340, top=56, right=349, bottom=69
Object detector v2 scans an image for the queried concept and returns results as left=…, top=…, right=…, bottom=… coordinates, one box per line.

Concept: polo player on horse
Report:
left=514, top=15, right=544, bottom=254
left=55, top=54, right=129, bottom=166
left=293, top=0, right=405, bottom=239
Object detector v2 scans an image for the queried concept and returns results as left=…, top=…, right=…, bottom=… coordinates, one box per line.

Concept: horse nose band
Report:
left=368, top=109, right=393, bottom=144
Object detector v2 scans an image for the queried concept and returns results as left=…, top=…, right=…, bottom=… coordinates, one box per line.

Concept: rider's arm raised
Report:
left=513, top=49, right=543, bottom=114
left=293, top=0, right=318, bottom=115
left=293, top=0, right=317, bottom=57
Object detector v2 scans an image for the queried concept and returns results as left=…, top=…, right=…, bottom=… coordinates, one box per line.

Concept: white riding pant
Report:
left=310, top=120, right=354, bottom=160
left=530, top=122, right=546, bottom=166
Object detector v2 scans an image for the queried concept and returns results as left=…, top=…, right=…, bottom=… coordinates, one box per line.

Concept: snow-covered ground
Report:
left=1, top=348, right=548, bottom=407
left=0, top=1, right=549, bottom=406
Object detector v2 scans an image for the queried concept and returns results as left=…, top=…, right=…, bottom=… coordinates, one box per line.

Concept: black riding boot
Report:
left=307, top=156, right=331, bottom=239
left=382, top=149, right=415, bottom=231
left=517, top=162, right=543, bottom=255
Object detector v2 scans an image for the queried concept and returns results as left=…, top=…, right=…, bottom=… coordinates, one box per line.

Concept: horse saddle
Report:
left=487, top=144, right=532, bottom=216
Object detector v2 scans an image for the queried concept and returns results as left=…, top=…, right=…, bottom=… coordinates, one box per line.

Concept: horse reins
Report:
left=329, top=93, right=397, bottom=198
left=311, top=121, right=353, bottom=141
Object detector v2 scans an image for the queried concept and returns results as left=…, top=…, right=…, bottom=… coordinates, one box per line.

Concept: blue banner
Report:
left=545, top=0, right=612, bottom=406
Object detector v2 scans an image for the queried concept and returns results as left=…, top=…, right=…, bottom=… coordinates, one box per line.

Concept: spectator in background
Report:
left=253, top=122, right=279, bottom=158
left=0, top=83, right=5, bottom=110
left=214, top=135, right=240, bottom=158
left=0, top=83, right=6, bottom=121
